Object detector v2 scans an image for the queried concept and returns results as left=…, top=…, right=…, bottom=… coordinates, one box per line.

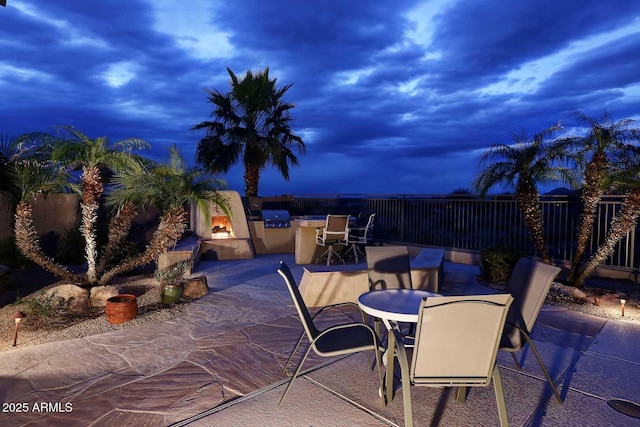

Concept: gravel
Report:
left=0, top=275, right=187, bottom=352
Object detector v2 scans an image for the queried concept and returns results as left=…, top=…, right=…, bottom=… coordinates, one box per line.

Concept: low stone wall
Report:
left=157, top=235, right=201, bottom=273
left=298, top=247, right=445, bottom=307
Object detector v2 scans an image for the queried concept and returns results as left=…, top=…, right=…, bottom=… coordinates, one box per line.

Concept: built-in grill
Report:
left=261, top=209, right=291, bottom=228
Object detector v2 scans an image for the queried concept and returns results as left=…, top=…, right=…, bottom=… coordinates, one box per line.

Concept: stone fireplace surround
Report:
left=193, top=190, right=255, bottom=260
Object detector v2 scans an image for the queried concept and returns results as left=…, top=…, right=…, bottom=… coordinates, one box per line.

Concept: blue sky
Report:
left=1, top=1, right=639, bottom=196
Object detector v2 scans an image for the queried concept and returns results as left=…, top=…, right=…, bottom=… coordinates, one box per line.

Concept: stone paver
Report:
left=0, top=253, right=639, bottom=427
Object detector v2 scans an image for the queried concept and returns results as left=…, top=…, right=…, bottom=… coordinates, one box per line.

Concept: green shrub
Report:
left=154, top=260, right=193, bottom=286
left=479, top=245, right=526, bottom=284
left=0, top=236, right=30, bottom=268
left=15, top=293, right=58, bottom=330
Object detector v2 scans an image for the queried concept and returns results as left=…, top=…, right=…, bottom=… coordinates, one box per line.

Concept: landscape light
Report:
left=621, top=299, right=626, bottom=317
left=12, top=311, right=26, bottom=346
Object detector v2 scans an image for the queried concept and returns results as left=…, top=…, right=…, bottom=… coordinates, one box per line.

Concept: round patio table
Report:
left=358, top=289, right=438, bottom=329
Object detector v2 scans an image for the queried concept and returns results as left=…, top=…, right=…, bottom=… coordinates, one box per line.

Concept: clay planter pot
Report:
left=161, top=284, right=184, bottom=305
left=105, top=294, right=138, bottom=324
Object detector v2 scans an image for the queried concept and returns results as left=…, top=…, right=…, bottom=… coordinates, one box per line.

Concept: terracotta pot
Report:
left=161, top=284, right=184, bottom=305
left=105, top=294, right=138, bottom=324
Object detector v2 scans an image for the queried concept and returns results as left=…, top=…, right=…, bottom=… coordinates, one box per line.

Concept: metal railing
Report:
left=279, top=194, right=638, bottom=271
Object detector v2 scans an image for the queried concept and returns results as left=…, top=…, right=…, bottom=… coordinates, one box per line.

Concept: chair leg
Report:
left=393, top=331, right=413, bottom=427
left=386, top=327, right=396, bottom=405
left=325, top=244, right=344, bottom=265
left=315, top=247, right=330, bottom=264
left=279, top=344, right=314, bottom=407
left=343, top=243, right=358, bottom=263
left=456, top=386, right=467, bottom=403
left=492, top=364, right=510, bottom=427
left=524, top=335, right=563, bottom=403
left=283, top=331, right=306, bottom=374
left=372, top=337, right=384, bottom=404
left=330, top=244, right=346, bottom=265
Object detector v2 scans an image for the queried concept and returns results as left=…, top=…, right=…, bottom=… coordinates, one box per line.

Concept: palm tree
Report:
left=193, top=67, right=305, bottom=197
left=562, top=112, right=640, bottom=285
left=574, top=148, right=640, bottom=287
left=49, top=126, right=149, bottom=284
left=101, top=145, right=229, bottom=285
left=474, top=125, right=576, bottom=264
left=6, top=136, right=76, bottom=280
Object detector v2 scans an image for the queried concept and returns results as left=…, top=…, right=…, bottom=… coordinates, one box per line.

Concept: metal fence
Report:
left=281, top=194, right=638, bottom=271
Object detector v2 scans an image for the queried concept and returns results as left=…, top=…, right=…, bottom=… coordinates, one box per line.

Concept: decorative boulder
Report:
left=45, top=284, right=90, bottom=313
left=551, top=282, right=587, bottom=300
left=90, top=286, right=120, bottom=308
left=183, top=275, right=208, bottom=299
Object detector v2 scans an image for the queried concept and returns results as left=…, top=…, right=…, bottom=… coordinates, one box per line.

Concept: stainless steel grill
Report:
left=261, top=209, right=291, bottom=228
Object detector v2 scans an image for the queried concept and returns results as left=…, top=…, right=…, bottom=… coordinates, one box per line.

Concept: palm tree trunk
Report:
left=244, top=165, right=260, bottom=197
left=567, top=186, right=603, bottom=284
left=81, top=165, right=103, bottom=284
left=14, top=201, right=76, bottom=282
left=96, top=201, right=137, bottom=277
left=516, top=184, right=551, bottom=264
left=574, top=190, right=640, bottom=287
left=98, top=206, right=186, bottom=285
left=568, top=154, right=608, bottom=284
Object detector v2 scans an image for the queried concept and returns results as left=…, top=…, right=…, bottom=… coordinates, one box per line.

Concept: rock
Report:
left=183, top=275, right=208, bottom=299
left=90, top=286, right=119, bottom=308
left=551, top=282, right=587, bottom=300
left=44, top=284, right=90, bottom=313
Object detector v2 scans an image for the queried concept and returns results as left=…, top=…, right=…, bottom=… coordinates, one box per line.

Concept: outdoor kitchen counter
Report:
left=293, top=216, right=327, bottom=264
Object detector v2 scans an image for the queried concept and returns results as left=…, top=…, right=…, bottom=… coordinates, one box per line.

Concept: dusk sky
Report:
left=1, top=1, right=639, bottom=196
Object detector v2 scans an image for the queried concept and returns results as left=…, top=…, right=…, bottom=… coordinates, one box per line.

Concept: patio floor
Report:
left=1, top=253, right=640, bottom=426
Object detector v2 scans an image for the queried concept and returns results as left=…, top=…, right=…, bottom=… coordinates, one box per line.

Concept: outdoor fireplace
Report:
left=192, top=191, right=254, bottom=260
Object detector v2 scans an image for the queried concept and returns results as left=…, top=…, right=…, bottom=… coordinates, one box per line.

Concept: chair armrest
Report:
left=311, top=302, right=365, bottom=322
left=505, top=321, right=531, bottom=335
left=311, top=321, right=382, bottom=349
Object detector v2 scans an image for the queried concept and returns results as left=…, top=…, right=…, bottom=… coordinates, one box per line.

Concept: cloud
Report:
left=1, top=0, right=640, bottom=196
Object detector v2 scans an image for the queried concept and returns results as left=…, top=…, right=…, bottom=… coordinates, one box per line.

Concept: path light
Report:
left=621, top=299, right=626, bottom=317
left=12, top=311, right=26, bottom=346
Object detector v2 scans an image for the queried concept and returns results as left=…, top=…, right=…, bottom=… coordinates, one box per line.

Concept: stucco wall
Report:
left=0, top=194, right=80, bottom=240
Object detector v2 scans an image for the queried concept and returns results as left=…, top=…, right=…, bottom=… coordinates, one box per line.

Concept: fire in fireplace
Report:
left=211, top=215, right=232, bottom=238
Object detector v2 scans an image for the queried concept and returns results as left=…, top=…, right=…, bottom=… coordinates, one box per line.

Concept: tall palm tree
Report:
left=574, top=148, right=640, bottom=287
left=49, top=126, right=149, bottom=284
left=562, top=112, right=640, bottom=285
left=474, top=125, right=576, bottom=264
left=101, top=145, right=229, bottom=285
left=193, top=67, right=305, bottom=197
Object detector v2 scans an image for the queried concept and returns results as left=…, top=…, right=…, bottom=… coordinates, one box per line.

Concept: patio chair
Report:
left=392, top=294, right=513, bottom=427
left=276, top=261, right=384, bottom=407
left=314, top=214, right=350, bottom=265
left=500, top=257, right=563, bottom=403
left=344, top=213, right=376, bottom=263
left=365, top=245, right=415, bottom=343
left=366, top=245, right=412, bottom=291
